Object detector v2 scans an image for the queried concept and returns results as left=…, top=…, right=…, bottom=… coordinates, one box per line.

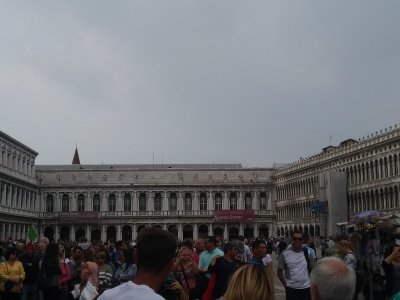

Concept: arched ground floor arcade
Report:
left=39, top=221, right=275, bottom=242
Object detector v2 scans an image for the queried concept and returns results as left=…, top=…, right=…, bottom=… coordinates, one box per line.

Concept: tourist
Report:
left=98, top=228, right=177, bottom=300
left=310, top=257, right=355, bottom=300
left=277, top=231, right=313, bottom=300
left=382, top=245, right=400, bottom=299
left=224, top=264, right=274, bottom=300
left=0, top=248, right=25, bottom=300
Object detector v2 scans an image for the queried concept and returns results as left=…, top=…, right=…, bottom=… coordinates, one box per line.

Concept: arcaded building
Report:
left=36, top=163, right=275, bottom=242
left=274, top=124, right=400, bottom=238
left=0, top=131, right=40, bottom=241
left=2, top=124, right=400, bottom=242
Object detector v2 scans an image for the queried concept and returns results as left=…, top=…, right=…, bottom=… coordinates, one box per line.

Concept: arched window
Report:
left=46, top=194, right=54, bottom=212
left=124, top=193, right=131, bottom=211
left=93, top=194, right=101, bottom=211
left=169, top=193, right=177, bottom=211
left=154, top=193, right=162, bottom=212
left=139, top=193, right=147, bottom=213
left=77, top=194, right=85, bottom=211
left=61, top=194, right=69, bottom=212
left=259, top=192, right=267, bottom=210
left=215, top=193, right=222, bottom=210
left=184, top=193, right=192, bottom=211
left=229, top=192, right=237, bottom=210
left=244, top=193, right=252, bottom=209
left=200, top=193, right=207, bottom=211
left=108, top=193, right=116, bottom=211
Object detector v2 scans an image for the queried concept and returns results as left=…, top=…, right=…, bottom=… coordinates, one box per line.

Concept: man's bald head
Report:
left=310, top=257, right=356, bottom=300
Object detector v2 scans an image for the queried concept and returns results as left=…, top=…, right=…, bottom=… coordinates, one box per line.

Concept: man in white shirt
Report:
left=98, top=228, right=177, bottom=300
left=277, top=231, right=312, bottom=300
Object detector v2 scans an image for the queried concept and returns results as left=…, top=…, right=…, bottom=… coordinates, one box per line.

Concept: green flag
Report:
left=27, top=224, right=37, bottom=241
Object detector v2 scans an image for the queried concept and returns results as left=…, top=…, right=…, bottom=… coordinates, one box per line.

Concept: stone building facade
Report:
left=36, top=164, right=275, bottom=242
left=274, top=124, right=400, bottom=238
left=2, top=123, right=400, bottom=242
left=0, top=131, right=40, bottom=241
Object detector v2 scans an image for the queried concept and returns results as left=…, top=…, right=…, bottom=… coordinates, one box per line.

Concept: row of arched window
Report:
left=276, top=176, right=319, bottom=200
left=345, top=154, right=399, bottom=186
left=348, top=185, right=400, bottom=213
left=45, top=191, right=269, bottom=213
left=276, top=200, right=320, bottom=221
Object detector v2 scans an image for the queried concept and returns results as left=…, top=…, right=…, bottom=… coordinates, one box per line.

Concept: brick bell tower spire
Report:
left=72, top=143, right=81, bottom=165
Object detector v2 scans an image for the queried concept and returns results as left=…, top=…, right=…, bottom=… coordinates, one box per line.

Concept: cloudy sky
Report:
left=1, top=1, right=399, bottom=167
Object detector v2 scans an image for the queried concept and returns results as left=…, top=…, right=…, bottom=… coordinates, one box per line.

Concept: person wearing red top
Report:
left=58, top=244, right=72, bottom=300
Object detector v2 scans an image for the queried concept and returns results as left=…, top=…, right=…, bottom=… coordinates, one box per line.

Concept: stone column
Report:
left=101, top=225, right=106, bottom=242
left=239, top=223, right=244, bottom=236
left=132, top=192, right=138, bottom=212
left=252, top=191, right=257, bottom=211
left=178, top=224, right=183, bottom=241
left=117, top=225, right=122, bottom=241
left=238, top=191, right=243, bottom=210
left=163, top=191, right=168, bottom=211
left=177, top=192, right=183, bottom=211
left=194, top=224, right=198, bottom=241
left=132, top=224, right=137, bottom=241
left=208, top=225, right=213, bottom=236
left=224, top=224, right=228, bottom=241
left=1, top=182, right=5, bottom=206
left=71, top=226, right=76, bottom=241
left=223, top=192, right=228, bottom=210
left=55, top=225, right=59, bottom=242
left=207, top=192, right=213, bottom=211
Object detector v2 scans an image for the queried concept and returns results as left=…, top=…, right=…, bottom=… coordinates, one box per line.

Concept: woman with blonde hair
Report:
left=224, top=264, right=274, bottom=300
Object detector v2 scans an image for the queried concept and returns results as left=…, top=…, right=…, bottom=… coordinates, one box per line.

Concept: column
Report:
left=208, top=225, right=213, bottom=237
left=223, top=224, right=228, bottom=241
left=101, top=193, right=107, bottom=212
left=177, top=192, right=183, bottom=211
left=239, top=223, right=244, bottom=236
left=237, top=191, right=242, bottom=210
left=86, top=225, right=90, bottom=241
left=148, top=192, right=154, bottom=212
left=223, top=192, right=228, bottom=210
left=178, top=224, right=183, bottom=241
left=207, top=192, right=213, bottom=211
left=193, top=224, right=198, bottom=241
left=254, top=223, right=258, bottom=238
left=71, top=226, right=76, bottom=241
left=1, top=182, right=5, bottom=206
left=55, top=225, right=59, bottom=242
left=31, top=164, right=36, bottom=178
left=163, top=191, right=168, bottom=211
left=101, top=225, right=106, bottom=242
left=1, top=223, right=5, bottom=240
left=132, top=224, right=137, bottom=241
left=252, top=191, right=257, bottom=211
left=132, top=192, right=138, bottom=212
left=117, top=224, right=122, bottom=241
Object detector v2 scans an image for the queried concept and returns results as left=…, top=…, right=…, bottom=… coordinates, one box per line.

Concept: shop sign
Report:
left=213, top=210, right=255, bottom=222
left=59, top=211, right=100, bottom=224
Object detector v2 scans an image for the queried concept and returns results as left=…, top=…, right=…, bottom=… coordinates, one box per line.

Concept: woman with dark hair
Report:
left=114, top=248, right=137, bottom=285
left=38, top=243, right=62, bottom=300
left=0, top=248, right=25, bottom=300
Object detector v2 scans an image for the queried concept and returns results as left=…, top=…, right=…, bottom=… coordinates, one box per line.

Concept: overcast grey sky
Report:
left=1, top=1, right=399, bottom=167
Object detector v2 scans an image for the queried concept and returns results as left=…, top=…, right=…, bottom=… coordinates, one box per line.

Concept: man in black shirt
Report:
left=208, top=243, right=239, bottom=300
left=19, top=242, right=41, bottom=300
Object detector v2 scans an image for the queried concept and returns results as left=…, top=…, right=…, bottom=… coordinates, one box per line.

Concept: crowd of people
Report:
left=0, top=228, right=399, bottom=300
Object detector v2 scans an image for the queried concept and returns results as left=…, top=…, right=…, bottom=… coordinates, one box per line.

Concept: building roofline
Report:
left=0, top=131, right=39, bottom=156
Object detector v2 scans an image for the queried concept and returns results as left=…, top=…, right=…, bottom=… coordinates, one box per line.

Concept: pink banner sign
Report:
left=59, top=212, right=100, bottom=224
left=213, top=210, right=255, bottom=222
